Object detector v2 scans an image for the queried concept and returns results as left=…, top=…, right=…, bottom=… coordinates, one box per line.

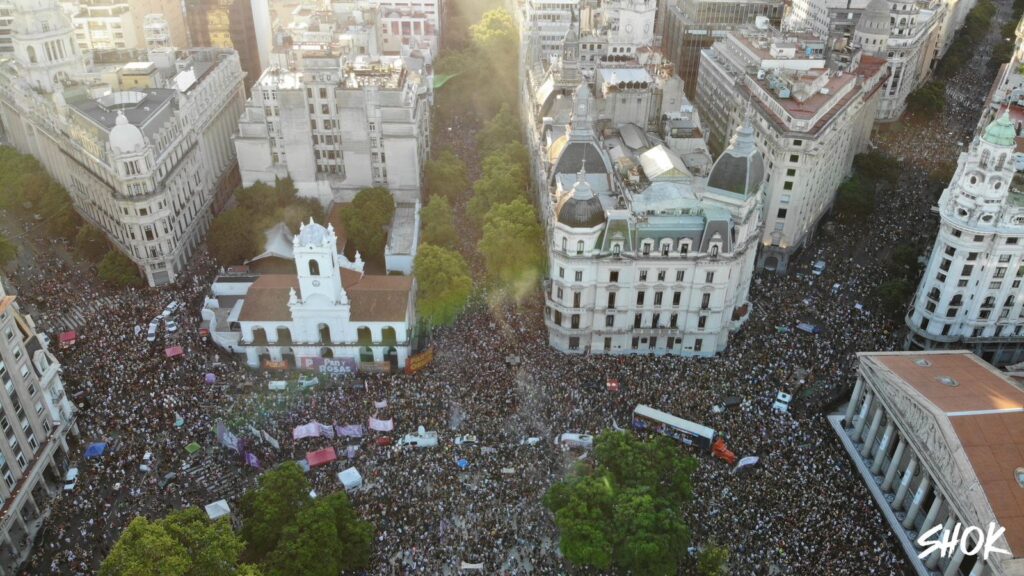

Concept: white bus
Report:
left=632, top=404, right=716, bottom=452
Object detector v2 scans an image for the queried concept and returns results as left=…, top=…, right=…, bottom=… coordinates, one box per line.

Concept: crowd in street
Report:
left=0, top=3, right=1012, bottom=575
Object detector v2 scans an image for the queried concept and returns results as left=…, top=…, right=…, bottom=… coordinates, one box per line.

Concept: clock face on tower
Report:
left=312, top=280, right=321, bottom=287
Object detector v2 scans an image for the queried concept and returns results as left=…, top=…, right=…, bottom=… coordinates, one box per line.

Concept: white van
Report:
left=146, top=322, right=159, bottom=342
left=811, top=260, right=826, bottom=276
left=399, top=426, right=438, bottom=448
left=556, top=433, right=594, bottom=449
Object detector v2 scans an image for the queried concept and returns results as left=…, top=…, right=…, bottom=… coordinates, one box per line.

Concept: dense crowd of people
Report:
left=0, top=2, right=1012, bottom=575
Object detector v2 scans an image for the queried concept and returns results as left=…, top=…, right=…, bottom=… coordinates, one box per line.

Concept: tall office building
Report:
left=661, top=0, right=784, bottom=96
left=185, top=0, right=272, bottom=92
left=69, top=0, right=189, bottom=52
left=0, top=281, right=76, bottom=576
left=697, top=24, right=887, bottom=272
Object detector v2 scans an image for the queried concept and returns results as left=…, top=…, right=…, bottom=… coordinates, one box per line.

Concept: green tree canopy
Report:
left=424, top=149, right=469, bottom=201
left=0, top=234, right=16, bottom=268
left=478, top=198, right=545, bottom=294
left=476, top=104, right=521, bottom=156
left=873, top=278, right=913, bottom=321
left=340, top=187, right=395, bottom=264
left=544, top=431, right=697, bottom=575
left=697, top=542, right=731, bottom=576
left=906, top=81, right=945, bottom=115
left=414, top=244, right=473, bottom=326
left=420, top=196, right=458, bottom=248
left=239, top=464, right=374, bottom=575
left=97, top=251, right=142, bottom=287
left=469, top=9, right=518, bottom=113
left=75, top=225, right=109, bottom=262
left=468, top=151, right=529, bottom=225
left=208, top=208, right=264, bottom=266
left=239, top=462, right=313, bottom=559
left=834, top=175, right=875, bottom=221
left=100, top=509, right=257, bottom=576
left=236, top=182, right=280, bottom=214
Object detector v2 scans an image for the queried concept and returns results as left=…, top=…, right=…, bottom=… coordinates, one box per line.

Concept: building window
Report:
left=673, top=292, right=681, bottom=306
left=575, top=270, right=583, bottom=282
left=694, top=338, right=703, bottom=352
left=610, top=270, right=619, bottom=283
left=777, top=209, right=788, bottom=219
left=636, top=291, right=645, bottom=306
left=639, top=270, right=648, bottom=282
left=705, top=271, right=715, bottom=283
left=573, top=292, right=581, bottom=307
left=605, top=315, right=615, bottom=327
left=642, top=242, right=651, bottom=256
left=701, top=293, right=711, bottom=309
left=670, top=313, right=678, bottom=328
left=308, top=259, right=320, bottom=276
left=652, top=313, right=660, bottom=327
left=634, top=314, right=642, bottom=328
left=698, top=316, right=707, bottom=329
left=556, top=287, right=563, bottom=301
left=604, top=337, right=612, bottom=350
left=676, top=270, right=684, bottom=282
left=571, top=315, right=580, bottom=329
left=559, top=267, right=564, bottom=279
left=568, top=336, right=579, bottom=350
left=576, top=240, right=584, bottom=255
left=561, top=237, right=567, bottom=252
left=607, top=292, right=616, bottom=308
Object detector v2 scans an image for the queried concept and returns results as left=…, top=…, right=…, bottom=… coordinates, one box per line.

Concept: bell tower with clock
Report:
left=293, top=218, right=347, bottom=305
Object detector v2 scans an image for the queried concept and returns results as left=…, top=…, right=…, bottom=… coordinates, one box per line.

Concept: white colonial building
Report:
left=906, top=112, right=1024, bottom=366
left=697, top=24, right=887, bottom=272
left=202, top=219, right=416, bottom=371
left=832, top=351, right=1024, bottom=576
left=542, top=82, right=763, bottom=356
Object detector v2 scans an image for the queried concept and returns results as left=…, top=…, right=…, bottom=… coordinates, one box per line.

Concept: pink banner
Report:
left=368, top=416, right=394, bottom=432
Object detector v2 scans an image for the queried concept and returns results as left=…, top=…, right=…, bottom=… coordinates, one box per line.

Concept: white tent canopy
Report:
left=204, top=499, right=231, bottom=520
left=338, top=467, right=362, bottom=490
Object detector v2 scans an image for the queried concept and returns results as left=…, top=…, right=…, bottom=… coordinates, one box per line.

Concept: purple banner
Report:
left=318, top=424, right=336, bottom=438
left=293, top=422, right=320, bottom=440
left=245, top=452, right=261, bottom=469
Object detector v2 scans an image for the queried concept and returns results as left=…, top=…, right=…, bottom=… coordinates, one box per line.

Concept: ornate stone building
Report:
left=833, top=351, right=1024, bottom=576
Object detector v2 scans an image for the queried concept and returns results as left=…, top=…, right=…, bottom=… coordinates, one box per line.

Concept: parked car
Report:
left=454, top=434, right=478, bottom=446
left=811, top=260, right=826, bottom=276
left=159, top=472, right=177, bottom=489
left=556, top=433, right=594, bottom=449
left=166, top=320, right=179, bottom=334
left=399, top=427, right=439, bottom=448
left=146, top=322, right=159, bottom=342
left=161, top=301, right=180, bottom=318
left=63, top=468, right=79, bottom=491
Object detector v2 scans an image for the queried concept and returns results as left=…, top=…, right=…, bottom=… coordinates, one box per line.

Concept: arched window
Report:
left=711, top=245, right=719, bottom=257
left=576, top=240, right=584, bottom=255
left=561, top=237, right=567, bottom=253
left=308, top=259, right=320, bottom=276
left=26, top=46, right=36, bottom=64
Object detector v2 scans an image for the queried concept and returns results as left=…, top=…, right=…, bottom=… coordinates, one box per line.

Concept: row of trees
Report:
left=414, top=104, right=546, bottom=325
left=207, top=178, right=323, bottom=266
left=101, top=463, right=374, bottom=576
left=543, top=431, right=728, bottom=575
left=834, top=150, right=900, bottom=222
left=433, top=8, right=519, bottom=122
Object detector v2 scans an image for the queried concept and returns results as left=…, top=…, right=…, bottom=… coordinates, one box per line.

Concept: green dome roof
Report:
left=983, top=111, right=1018, bottom=147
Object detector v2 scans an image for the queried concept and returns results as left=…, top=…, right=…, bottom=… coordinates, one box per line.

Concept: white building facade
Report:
left=0, top=282, right=76, bottom=576
left=906, top=113, right=1024, bottom=366
left=697, top=25, right=887, bottom=272
left=202, top=220, right=416, bottom=371
left=543, top=84, right=764, bottom=356
left=0, top=37, right=247, bottom=286
left=234, top=53, right=431, bottom=206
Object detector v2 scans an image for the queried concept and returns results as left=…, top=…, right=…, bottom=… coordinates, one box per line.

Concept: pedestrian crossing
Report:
left=55, top=295, right=119, bottom=333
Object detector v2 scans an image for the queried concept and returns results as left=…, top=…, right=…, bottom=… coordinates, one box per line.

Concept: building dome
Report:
left=109, top=112, right=145, bottom=154
left=556, top=177, right=606, bottom=228
left=707, top=120, right=765, bottom=196
left=856, top=0, right=891, bottom=34
left=982, top=110, right=1018, bottom=148
left=297, top=219, right=330, bottom=247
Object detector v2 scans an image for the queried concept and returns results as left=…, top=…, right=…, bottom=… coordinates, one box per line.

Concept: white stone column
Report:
left=845, top=377, right=865, bottom=425
left=245, top=347, right=259, bottom=368
left=853, top=391, right=874, bottom=440
left=920, top=492, right=945, bottom=542
left=927, top=514, right=956, bottom=570
left=861, top=408, right=884, bottom=458
left=882, top=438, right=907, bottom=492
left=871, top=422, right=896, bottom=475
left=943, top=545, right=966, bottom=576
left=902, top=475, right=931, bottom=529
left=893, top=456, right=918, bottom=511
